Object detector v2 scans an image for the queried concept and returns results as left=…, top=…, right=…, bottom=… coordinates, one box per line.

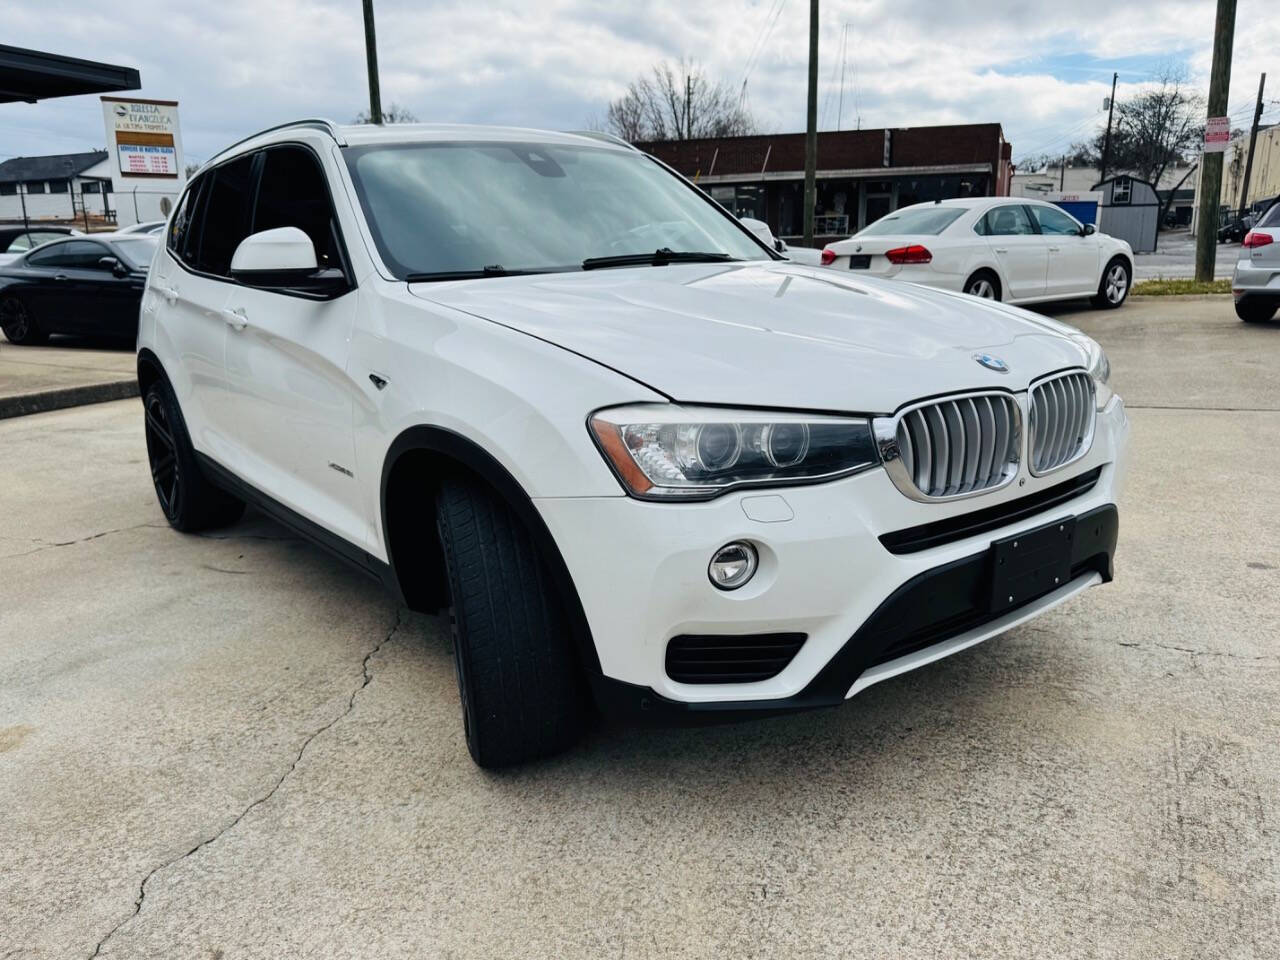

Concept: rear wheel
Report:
left=435, top=477, right=587, bottom=767
left=143, top=379, right=245, bottom=532
left=0, top=295, right=47, bottom=345
left=1236, top=300, right=1277, bottom=323
left=963, top=270, right=1001, bottom=301
left=1092, top=257, right=1131, bottom=309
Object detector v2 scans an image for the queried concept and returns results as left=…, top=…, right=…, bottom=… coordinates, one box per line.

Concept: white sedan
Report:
left=820, top=197, right=1134, bottom=309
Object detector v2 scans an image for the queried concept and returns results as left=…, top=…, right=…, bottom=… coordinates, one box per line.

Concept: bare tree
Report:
left=605, top=59, right=757, bottom=143
left=1070, top=69, right=1204, bottom=186
left=353, top=103, right=420, bottom=125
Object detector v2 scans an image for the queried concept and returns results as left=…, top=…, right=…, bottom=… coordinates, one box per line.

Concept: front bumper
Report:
left=535, top=397, right=1129, bottom=716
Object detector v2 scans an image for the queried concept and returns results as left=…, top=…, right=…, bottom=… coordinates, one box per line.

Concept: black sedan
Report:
left=0, top=234, right=156, bottom=345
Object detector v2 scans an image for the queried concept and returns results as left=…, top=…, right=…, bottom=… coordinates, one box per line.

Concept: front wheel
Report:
left=1092, top=258, right=1131, bottom=309
left=435, top=477, right=587, bottom=767
left=1236, top=300, right=1277, bottom=323
left=0, top=295, right=47, bottom=345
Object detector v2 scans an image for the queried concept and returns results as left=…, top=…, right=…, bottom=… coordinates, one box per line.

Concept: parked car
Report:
left=819, top=198, right=1135, bottom=309
left=1232, top=202, right=1280, bottom=323
left=115, top=220, right=166, bottom=236
left=0, top=225, right=78, bottom=267
left=0, top=234, right=156, bottom=344
left=137, top=120, right=1129, bottom=767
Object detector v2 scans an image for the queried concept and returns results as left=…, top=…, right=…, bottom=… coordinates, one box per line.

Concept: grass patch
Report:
left=1132, top=278, right=1232, bottom=296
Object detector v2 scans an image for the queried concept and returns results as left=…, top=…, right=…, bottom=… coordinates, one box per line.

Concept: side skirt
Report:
left=195, top=452, right=405, bottom=604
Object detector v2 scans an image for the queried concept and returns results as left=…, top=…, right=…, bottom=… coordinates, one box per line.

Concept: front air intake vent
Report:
left=1028, top=371, right=1096, bottom=475
left=665, top=633, right=807, bottom=684
left=877, top=392, right=1021, bottom=501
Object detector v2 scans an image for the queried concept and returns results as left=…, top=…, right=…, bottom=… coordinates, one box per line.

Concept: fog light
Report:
left=708, top=541, right=758, bottom=590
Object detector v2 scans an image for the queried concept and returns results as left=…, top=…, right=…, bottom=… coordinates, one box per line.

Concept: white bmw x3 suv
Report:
left=137, top=120, right=1129, bottom=767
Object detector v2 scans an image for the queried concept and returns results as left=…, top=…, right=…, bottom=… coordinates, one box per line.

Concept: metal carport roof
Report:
left=0, top=44, right=139, bottom=104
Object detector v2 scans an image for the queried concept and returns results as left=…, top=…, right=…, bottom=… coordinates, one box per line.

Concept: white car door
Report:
left=980, top=204, right=1047, bottom=301
left=149, top=158, right=256, bottom=459
left=218, top=143, right=367, bottom=549
left=1030, top=204, right=1099, bottom=297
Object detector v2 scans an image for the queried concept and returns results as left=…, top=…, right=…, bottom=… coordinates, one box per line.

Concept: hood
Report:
left=410, top=262, right=1089, bottom=414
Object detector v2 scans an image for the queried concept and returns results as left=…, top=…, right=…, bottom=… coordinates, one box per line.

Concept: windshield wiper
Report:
left=406, top=265, right=531, bottom=283
left=581, top=248, right=739, bottom=271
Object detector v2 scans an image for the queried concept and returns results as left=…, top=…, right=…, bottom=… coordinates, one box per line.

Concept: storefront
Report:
left=641, top=124, right=1012, bottom=244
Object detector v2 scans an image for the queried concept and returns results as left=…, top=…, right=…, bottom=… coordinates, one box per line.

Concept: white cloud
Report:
left=3, top=0, right=1277, bottom=167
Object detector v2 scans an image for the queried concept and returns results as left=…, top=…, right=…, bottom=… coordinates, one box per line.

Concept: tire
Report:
left=1092, top=257, right=1131, bottom=309
left=143, top=379, right=245, bottom=532
left=963, top=270, right=1001, bottom=301
left=435, top=477, right=587, bottom=767
left=0, top=294, right=48, bottom=345
left=1236, top=300, right=1277, bottom=323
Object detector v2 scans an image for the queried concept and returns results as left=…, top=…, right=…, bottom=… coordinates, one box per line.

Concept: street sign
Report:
left=1204, top=116, right=1231, bottom=153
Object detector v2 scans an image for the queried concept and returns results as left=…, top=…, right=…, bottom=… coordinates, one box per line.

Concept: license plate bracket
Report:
left=848, top=254, right=871, bottom=269
left=989, top=517, right=1076, bottom=613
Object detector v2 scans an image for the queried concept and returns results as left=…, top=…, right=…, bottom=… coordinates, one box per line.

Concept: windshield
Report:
left=112, top=237, right=157, bottom=269
left=343, top=141, right=769, bottom=279
left=856, top=206, right=968, bottom=237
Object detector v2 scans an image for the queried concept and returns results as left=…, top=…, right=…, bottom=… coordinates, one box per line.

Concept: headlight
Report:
left=589, top=404, right=879, bottom=500
left=1070, top=333, right=1113, bottom=410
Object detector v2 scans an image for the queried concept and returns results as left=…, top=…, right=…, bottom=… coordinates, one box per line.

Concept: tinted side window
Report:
left=973, top=214, right=989, bottom=236
left=253, top=146, right=342, bottom=269
left=986, top=206, right=1036, bottom=236
left=1031, top=205, right=1082, bottom=236
left=61, top=241, right=113, bottom=269
left=26, top=243, right=70, bottom=266
left=168, top=180, right=198, bottom=261
left=191, top=154, right=257, bottom=276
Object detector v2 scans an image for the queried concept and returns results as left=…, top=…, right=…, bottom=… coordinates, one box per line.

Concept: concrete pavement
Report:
left=1, top=296, right=1277, bottom=959
left=0, top=336, right=137, bottom=418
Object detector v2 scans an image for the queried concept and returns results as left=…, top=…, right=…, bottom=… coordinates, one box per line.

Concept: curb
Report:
left=0, top=379, right=139, bottom=420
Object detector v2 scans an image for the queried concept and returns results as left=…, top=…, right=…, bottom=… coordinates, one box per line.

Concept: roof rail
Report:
left=566, top=130, right=638, bottom=151
left=204, top=118, right=346, bottom=168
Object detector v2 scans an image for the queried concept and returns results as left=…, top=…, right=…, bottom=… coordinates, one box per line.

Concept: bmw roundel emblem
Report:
left=973, top=352, right=1009, bottom=373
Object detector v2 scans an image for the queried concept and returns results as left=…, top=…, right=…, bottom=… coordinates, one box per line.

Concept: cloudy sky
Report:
left=5, top=0, right=1278, bottom=169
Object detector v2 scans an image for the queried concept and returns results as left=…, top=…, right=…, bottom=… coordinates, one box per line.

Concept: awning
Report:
left=0, top=44, right=139, bottom=104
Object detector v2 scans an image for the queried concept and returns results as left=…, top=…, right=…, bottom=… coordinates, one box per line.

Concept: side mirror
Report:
left=230, top=226, right=345, bottom=294
left=739, top=216, right=779, bottom=252
left=1082, top=223, right=1096, bottom=236
left=98, top=255, right=129, bottom=277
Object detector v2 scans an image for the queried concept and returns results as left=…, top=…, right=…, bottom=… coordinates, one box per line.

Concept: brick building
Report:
left=639, top=123, right=1013, bottom=244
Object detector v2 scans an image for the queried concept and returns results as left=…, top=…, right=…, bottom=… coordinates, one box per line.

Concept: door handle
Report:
left=1048, top=246, right=1061, bottom=253
left=994, top=248, right=1008, bottom=254
left=53, top=274, right=68, bottom=281
left=153, top=283, right=179, bottom=304
left=222, top=307, right=249, bottom=331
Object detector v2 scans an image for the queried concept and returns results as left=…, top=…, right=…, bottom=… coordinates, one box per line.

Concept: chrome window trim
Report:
left=873, top=389, right=1023, bottom=503
left=1027, top=369, right=1097, bottom=477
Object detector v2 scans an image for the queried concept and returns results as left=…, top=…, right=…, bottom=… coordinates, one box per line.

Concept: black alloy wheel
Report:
left=144, top=388, right=182, bottom=522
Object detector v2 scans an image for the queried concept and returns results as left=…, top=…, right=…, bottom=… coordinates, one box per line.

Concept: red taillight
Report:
left=820, top=248, right=836, bottom=266
left=884, top=244, right=933, bottom=264
left=1243, top=230, right=1274, bottom=248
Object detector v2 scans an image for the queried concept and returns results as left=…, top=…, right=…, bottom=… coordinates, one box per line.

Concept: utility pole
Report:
left=1060, top=155, right=1066, bottom=190
left=685, top=75, right=692, bottom=140
left=803, top=0, right=819, bottom=247
left=1237, top=72, right=1267, bottom=219
left=18, top=184, right=28, bottom=231
left=361, top=0, right=383, bottom=124
left=1099, top=72, right=1118, bottom=183
left=1195, top=0, right=1237, bottom=283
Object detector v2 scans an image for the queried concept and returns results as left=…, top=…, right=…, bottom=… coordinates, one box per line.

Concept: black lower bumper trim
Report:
left=590, top=503, right=1118, bottom=725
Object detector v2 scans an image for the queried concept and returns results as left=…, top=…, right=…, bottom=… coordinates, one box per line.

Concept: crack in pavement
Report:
left=86, top=607, right=405, bottom=959
left=0, top=522, right=166, bottom=557
left=1115, top=640, right=1279, bottom=662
